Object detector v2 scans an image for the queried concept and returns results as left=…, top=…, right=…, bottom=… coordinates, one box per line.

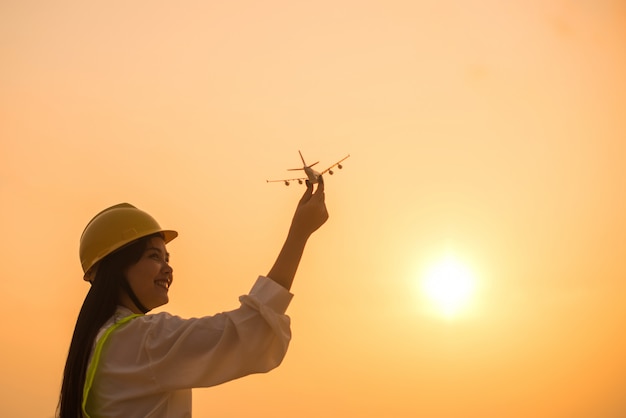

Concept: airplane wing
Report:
left=320, top=154, right=350, bottom=175
left=266, top=176, right=307, bottom=186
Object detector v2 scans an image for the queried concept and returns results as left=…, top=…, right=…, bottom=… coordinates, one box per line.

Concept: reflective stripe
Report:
left=82, top=314, right=142, bottom=418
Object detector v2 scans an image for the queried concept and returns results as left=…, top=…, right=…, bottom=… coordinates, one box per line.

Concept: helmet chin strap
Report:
left=121, top=279, right=150, bottom=314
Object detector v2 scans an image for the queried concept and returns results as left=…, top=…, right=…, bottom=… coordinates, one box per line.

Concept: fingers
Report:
left=299, top=176, right=325, bottom=205
left=299, top=179, right=314, bottom=204
left=313, top=175, right=325, bottom=200
left=317, top=175, right=324, bottom=190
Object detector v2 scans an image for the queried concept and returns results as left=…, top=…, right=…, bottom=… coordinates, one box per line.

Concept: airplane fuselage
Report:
left=304, top=166, right=321, bottom=184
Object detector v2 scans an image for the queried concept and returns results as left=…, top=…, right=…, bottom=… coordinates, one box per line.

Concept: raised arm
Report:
left=267, top=177, right=329, bottom=290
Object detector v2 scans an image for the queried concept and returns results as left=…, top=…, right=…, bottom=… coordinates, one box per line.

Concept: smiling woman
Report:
left=57, top=179, right=330, bottom=418
left=420, top=254, right=477, bottom=319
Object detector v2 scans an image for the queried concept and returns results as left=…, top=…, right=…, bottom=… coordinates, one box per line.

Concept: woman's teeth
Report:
left=155, top=280, right=170, bottom=290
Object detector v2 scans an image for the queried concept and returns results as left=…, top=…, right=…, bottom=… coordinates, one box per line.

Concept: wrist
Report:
left=286, top=227, right=310, bottom=245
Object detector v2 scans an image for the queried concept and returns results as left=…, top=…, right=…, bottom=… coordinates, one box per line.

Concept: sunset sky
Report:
left=2, top=1, right=626, bottom=417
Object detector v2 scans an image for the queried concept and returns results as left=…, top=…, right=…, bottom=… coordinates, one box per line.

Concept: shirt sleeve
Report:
left=104, top=276, right=294, bottom=394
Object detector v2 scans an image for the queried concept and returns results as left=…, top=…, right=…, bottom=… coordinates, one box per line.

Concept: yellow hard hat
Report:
left=79, top=203, right=178, bottom=278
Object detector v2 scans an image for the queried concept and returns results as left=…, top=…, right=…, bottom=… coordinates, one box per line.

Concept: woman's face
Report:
left=122, top=236, right=173, bottom=312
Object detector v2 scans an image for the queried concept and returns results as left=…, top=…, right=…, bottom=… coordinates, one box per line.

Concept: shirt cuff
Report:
left=248, top=276, right=294, bottom=314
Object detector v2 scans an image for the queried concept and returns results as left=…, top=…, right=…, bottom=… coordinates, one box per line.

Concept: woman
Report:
left=58, top=179, right=328, bottom=418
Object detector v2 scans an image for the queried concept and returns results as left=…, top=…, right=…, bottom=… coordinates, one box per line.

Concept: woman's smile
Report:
left=155, top=278, right=171, bottom=291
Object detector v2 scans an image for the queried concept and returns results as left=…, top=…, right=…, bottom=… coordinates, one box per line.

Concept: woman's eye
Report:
left=150, top=253, right=161, bottom=260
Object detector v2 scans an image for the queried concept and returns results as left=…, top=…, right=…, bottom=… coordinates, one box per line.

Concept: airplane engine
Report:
left=298, top=179, right=303, bottom=184
left=284, top=181, right=290, bottom=186
left=329, top=170, right=334, bottom=175
left=338, top=164, right=343, bottom=169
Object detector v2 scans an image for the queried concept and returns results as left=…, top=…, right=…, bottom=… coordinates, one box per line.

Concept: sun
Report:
left=421, top=255, right=477, bottom=319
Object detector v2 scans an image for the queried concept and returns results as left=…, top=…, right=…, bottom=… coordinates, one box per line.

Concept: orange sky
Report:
left=2, top=1, right=626, bottom=417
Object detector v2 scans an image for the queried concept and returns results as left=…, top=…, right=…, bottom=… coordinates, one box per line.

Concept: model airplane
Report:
left=267, top=151, right=350, bottom=186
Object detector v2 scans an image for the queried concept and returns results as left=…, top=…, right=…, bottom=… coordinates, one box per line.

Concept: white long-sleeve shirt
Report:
left=84, top=276, right=293, bottom=418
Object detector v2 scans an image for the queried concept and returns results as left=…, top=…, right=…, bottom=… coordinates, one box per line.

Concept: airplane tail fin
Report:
left=288, top=151, right=318, bottom=170
left=298, top=150, right=319, bottom=167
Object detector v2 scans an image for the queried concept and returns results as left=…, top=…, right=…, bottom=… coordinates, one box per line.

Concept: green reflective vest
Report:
left=82, top=314, right=142, bottom=418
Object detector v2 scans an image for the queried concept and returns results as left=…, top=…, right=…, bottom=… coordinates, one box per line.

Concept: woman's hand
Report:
left=289, top=176, right=329, bottom=240
left=266, top=176, right=329, bottom=290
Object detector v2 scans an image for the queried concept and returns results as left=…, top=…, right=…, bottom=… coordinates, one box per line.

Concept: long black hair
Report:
left=57, top=234, right=159, bottom=418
